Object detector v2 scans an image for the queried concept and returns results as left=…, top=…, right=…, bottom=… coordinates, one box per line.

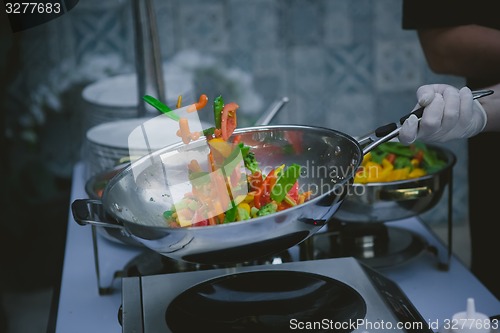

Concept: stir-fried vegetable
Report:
left=241, top=145, right=260, bottom=174
left=220, top=102, right=238, bottom=140
left=143, top=95, right=180, bottom=121
left=213, top=95, right=224, bottom=129
left=143, top=94, right=312, bottom=228
left=354, top=141, right=447, bottom=183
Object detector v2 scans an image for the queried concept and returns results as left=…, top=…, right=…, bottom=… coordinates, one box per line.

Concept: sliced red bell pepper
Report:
left=191, top=208, right=209, bottom=227
left=221, top=102, right=239, bottom=141
left=287, top=181, right=299, bottom=202
left=284, top=131, right=304, bottom=154
left=192, top=218, right=209, bottom=227
left=248, top=171, right=264, bottom=192
left=413, top=149, right=424, bottom=163
left=232, top=134, right=242, bottom=147
left=386, top=153, right=396, bottom=165
left=254, top=169, right=278, bottom=208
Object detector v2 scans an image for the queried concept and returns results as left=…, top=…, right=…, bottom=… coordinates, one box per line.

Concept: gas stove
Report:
left=119, top=257, right=432, bottom=333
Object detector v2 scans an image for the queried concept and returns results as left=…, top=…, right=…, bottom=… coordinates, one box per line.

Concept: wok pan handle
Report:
left=358, top=89, right=494, bottom=155
left=71, top=199, right=124, bottom=229
left=254, top=96, right=289, bottom=126
left=399, top=89, right=494, bottom=124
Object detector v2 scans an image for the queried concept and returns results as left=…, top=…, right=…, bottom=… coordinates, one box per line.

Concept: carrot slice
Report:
left=187, top=94, right=209, bottom=112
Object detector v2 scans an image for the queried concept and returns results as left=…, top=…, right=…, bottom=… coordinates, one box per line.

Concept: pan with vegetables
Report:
left=72, top=90, right=492, bottom=264
left=334, top=140, right=456, bottom=223
left=73, top=122, right=361, bottom=265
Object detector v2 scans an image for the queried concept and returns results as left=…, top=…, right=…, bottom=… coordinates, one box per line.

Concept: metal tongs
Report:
left=358, top=89, right=494, bottom=154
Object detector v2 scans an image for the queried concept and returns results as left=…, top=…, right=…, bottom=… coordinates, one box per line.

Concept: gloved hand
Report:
left=399, top=84, right=487, bottom=144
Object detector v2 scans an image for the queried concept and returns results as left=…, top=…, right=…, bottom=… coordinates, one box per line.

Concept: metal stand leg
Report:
left=299, top=237, right=315, bottom=261
left=421, top=167, right=454, bottom=271
left=91, top=226, right=122, bottom=295
left=439, top=169, right=453, bottom=271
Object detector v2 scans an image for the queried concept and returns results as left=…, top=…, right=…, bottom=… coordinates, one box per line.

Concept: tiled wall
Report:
left=5, top=0, right=469, bottom=227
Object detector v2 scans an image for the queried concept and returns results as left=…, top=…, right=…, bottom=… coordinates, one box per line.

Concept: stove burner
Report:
left=122, top=250, right=213, bottom=276
left=310, top=221, right=427, bottom=268
left=165, top=270, right=367, bottom=333
left=121, top=249, right=294, bottom=277
left=181, top=230, right=310, bottom=265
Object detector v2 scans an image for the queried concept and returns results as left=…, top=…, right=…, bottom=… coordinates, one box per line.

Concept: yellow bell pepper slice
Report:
left=364, top=161, right=384, bottom=182
left=362, top=152, right=372, bottom=165
left=354, top=170, right=368, bottom=184
left=408, top=168, right=426, bottom=179
left=208, top=138, right=233, bottom=158
left=410, top=158, right=420, bottom=168
left=386, top=167, right=411, bottom=182
left=378, top=158, right=394, bottom=182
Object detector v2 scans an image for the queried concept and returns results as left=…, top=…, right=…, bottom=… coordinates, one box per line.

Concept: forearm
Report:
left=480, top=83, right=500, bottom=132
left=418, top=25, right=500, bottom=83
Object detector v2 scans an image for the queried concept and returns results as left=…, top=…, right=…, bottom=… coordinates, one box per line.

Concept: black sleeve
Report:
left=402, top=0, right=470, bottom=29
left=402, top=0, right=498, bottom=30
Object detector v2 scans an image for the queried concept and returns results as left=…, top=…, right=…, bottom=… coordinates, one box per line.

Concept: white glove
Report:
left=399, top=84, right=487, bottom=144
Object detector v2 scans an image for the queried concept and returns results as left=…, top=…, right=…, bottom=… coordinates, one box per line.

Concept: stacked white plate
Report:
left=84, top=115, right=210, bottom=179
left=82, top=72, right=193, bottom=131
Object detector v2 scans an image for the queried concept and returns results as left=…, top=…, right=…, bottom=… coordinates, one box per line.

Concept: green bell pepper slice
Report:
left=213, top=95, right=224, bottom=129
left=270, top=163, right=301, bottom=203
left=142, top=95, right=180, bottom=121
